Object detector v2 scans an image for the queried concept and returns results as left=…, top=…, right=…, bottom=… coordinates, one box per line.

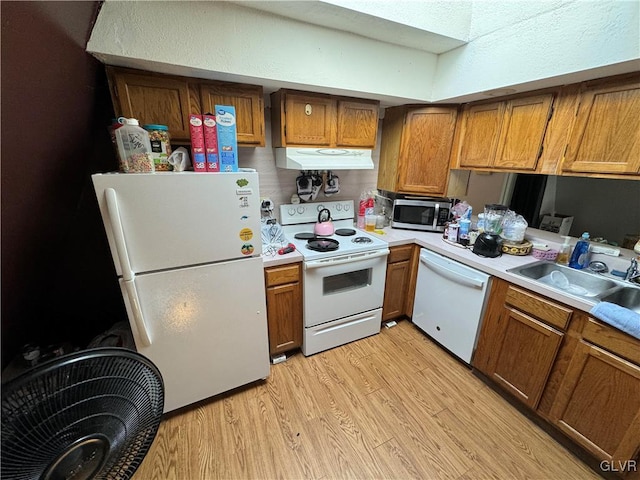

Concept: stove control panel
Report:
left=280, top=200, right=354, bottom=225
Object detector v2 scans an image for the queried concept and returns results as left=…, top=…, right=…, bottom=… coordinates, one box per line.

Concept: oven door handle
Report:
left=304, top=248, right=390, bottom=269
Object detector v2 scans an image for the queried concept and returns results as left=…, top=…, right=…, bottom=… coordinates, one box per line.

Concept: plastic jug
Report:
left=115, top=117, right=154, bottom=173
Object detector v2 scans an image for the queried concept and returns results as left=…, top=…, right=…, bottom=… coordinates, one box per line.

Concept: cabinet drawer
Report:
left=388, top=245, right=413, bottom=264
left=265, top=264, right=301, bottom=287
left=582, top=317, right=640, bottom=365
left=505, top=286, right=572, bottom=330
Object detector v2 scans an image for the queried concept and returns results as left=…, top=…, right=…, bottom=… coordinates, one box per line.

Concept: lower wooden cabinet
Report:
left=382, top=245, right=419, bottom=322
left=264, top=263, right=303, bottom=356
left=473, top=279, right=568, bottom=409
left=475, top=278, right=640, bottom=476
left=549, top=339, right=640, bottom=466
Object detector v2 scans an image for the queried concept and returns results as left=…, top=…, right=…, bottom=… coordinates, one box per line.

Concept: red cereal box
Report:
left=203, top=114, right=219, bottom=172
left=189, top=114, right=206, bottom=172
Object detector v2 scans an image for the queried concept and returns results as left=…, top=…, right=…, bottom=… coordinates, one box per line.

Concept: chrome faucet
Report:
left=625, top=257, right=640, bottom=283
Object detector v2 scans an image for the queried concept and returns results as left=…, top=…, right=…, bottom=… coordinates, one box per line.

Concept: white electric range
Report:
left=280, top=200, right=389, bottom=356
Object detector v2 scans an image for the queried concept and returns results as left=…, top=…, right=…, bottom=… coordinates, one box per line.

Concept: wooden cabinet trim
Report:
left=265, top=263, right=301, bottom=288
left=505, top=285, right=572, bottom=330
left=387, top=245, right=413, bottom=263
left=582, top=317, right=640, bottom=365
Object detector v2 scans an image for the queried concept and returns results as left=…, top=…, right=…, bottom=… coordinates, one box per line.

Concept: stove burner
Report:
left=352, top=236, right=373, bottom=244
left=307, top=238, right=339, bottom=252
left=294, top=232, right=316, bottom=240
left=335, top=228, right=356, bottom=236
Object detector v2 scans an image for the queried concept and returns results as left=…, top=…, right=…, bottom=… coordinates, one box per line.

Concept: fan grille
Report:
left=2, top=348, right=164, bottom=480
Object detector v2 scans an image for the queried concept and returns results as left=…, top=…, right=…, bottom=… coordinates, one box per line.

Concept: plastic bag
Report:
left=167, top=147, right=191, bottom=172
left=501, top=210, right=528, bottom=242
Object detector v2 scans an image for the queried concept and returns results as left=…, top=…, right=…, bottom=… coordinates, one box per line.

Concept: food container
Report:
left=143, top=124, right=172, bottom=171
left=501, top=239, right=533, bottom=256
left=532, top=248, right=559, bottom=261
left=115, top=118, right=154, bottom=173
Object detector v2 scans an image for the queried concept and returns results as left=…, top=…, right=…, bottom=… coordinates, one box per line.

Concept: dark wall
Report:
left=1, top=1, right=126, bottom=368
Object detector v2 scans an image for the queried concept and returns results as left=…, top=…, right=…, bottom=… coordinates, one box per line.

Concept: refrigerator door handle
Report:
left=105, top=188, right=134, bottom=281
left=105, top=188, right=152, bottom=346
left=122, top=279, right=152, bottom=346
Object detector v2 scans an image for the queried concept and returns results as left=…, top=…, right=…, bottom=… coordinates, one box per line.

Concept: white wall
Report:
left=433, top=0, right=640, bottom=101
left=87, top=1, right=438, bottom=104
left=457, top=171, right=508, bottom=213
left=88, top=0, right=639, bottom=105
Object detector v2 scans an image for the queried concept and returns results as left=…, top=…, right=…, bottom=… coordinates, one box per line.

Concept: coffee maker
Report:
left=472, top=204, right=508, bottom=258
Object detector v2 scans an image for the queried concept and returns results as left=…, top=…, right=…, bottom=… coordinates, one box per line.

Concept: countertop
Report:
left=263, top=225, right=639, bottom=315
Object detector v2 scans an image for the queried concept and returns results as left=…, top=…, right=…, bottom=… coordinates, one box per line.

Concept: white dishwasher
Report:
left=412, top=248, right=492, bottom=364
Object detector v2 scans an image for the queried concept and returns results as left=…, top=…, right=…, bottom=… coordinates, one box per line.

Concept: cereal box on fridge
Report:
left=189, top=114, right=206, bottom=172
left=203, top=114, right=219, bottom=172
left=215, top=105, right=238, bottom=172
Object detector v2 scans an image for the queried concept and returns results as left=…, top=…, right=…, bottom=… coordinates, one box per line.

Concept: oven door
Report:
left=303, top=248, right=389, bottom=327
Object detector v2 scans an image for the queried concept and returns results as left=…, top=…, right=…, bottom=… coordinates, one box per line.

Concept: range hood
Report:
left=275, top=147, right=374, bottom=170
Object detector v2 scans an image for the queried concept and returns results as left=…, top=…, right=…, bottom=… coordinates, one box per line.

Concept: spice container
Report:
left=144, top=124, right=172, bottom=171
left=115, top=118, right=154, bottom=173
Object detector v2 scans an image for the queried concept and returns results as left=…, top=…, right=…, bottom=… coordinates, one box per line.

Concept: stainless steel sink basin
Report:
left=600, top=287, right=640, bottom=313
left=507, top=261, right=618, bottom=298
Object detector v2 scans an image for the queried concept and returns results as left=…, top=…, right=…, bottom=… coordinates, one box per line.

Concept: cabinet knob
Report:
left=305, top=104, right=313, bottom=116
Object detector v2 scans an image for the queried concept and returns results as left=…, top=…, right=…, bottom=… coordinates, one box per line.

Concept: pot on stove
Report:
left=314, top=208, right=335, bottom=236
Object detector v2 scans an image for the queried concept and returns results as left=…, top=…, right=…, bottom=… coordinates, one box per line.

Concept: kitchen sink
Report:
left=507, top=261, right=618, bottom=298
left=600, top=287, right=640, bottom=313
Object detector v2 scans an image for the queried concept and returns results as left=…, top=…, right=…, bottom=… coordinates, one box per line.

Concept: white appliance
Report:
left=275, top=147, right=374, bottom=170
left=280, top=200, right=389, bottom=356
left=412, top=248, right=492, bottom=364
left=92, top=172, right=269, bottom=413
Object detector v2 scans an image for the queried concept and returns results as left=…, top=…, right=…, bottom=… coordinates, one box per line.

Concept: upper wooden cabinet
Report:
left=109, top=69, right=195, bottom=141
left=199, top=83, right=265, bottom=146
left=106, top=67, right=265, bottom=146
left=378, top=105, right=459, bottom=197
left=271, top=89, right=379, bottom=148
left=455, top=94, right=554, bottom=171
left=562, top=74, right=640, bottom=176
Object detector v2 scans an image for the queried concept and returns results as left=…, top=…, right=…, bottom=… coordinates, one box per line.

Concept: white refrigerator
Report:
left=92, top=171, right=269, bottom=413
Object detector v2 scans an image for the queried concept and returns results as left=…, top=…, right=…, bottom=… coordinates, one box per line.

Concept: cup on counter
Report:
left=365, top=215, right=376, bottom=232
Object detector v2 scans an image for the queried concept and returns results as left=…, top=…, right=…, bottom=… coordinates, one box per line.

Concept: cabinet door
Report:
left=397, top=107, right=457, bottom=196
left=491, top=307, right=564, bottom=409
left=382, top=260, right=410, bottom=321
left=284, top=93, right=336, bottom=146
left=493, top=94, right=554, bottom=170
left=199, top=83, right=265, bottom=146
left=458, top=101, right=505, bottom=168
left=549, top=341, right=640, bottom=464
left=336, top=100, right=379, bottom=148
left=563, top=77, right=640, bottom=175
left=111, top=71, right=194, bottom=141
left=266, top=282, right=303, bottom=355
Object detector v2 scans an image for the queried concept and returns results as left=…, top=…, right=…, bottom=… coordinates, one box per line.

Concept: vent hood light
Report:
left=275, top=147, right=374, bottom=170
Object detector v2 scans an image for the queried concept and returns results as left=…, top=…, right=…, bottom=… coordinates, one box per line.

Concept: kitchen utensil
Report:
left=324, top=171, right=340, bottom=196
left=310, top=171, right=322, bottom=201
left=550, top=270, right=569, bottom=289
left=277, top=243, right=296, bottom=255
left=472, top=204, right=508, bottom=258
left=296, top=171, right=313, bottom=202
left=314, top=208, right=335, bottom=236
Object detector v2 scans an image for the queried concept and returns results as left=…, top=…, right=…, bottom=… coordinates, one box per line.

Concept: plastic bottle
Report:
left=556, top=236, right=572, bottom=266
left=569, top=232, right=590, bottom=269
left=115, top=117, right=154, bottom=173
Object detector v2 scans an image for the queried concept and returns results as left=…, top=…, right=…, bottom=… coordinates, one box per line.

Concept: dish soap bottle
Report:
left=556, top=236, right=572, bottom=266
left=569, top=232, right=590, bottom=269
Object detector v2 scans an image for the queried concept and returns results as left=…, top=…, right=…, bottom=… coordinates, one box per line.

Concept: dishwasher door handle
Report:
left=420, top=255, right=485, bottom=289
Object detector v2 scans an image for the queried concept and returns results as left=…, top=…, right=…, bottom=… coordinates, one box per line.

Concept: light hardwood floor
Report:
left=134, top=320, right=602, bottom=480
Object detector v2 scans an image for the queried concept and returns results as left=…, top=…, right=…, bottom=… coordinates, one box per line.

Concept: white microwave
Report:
left=391, top=198, right=452, bottom=232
